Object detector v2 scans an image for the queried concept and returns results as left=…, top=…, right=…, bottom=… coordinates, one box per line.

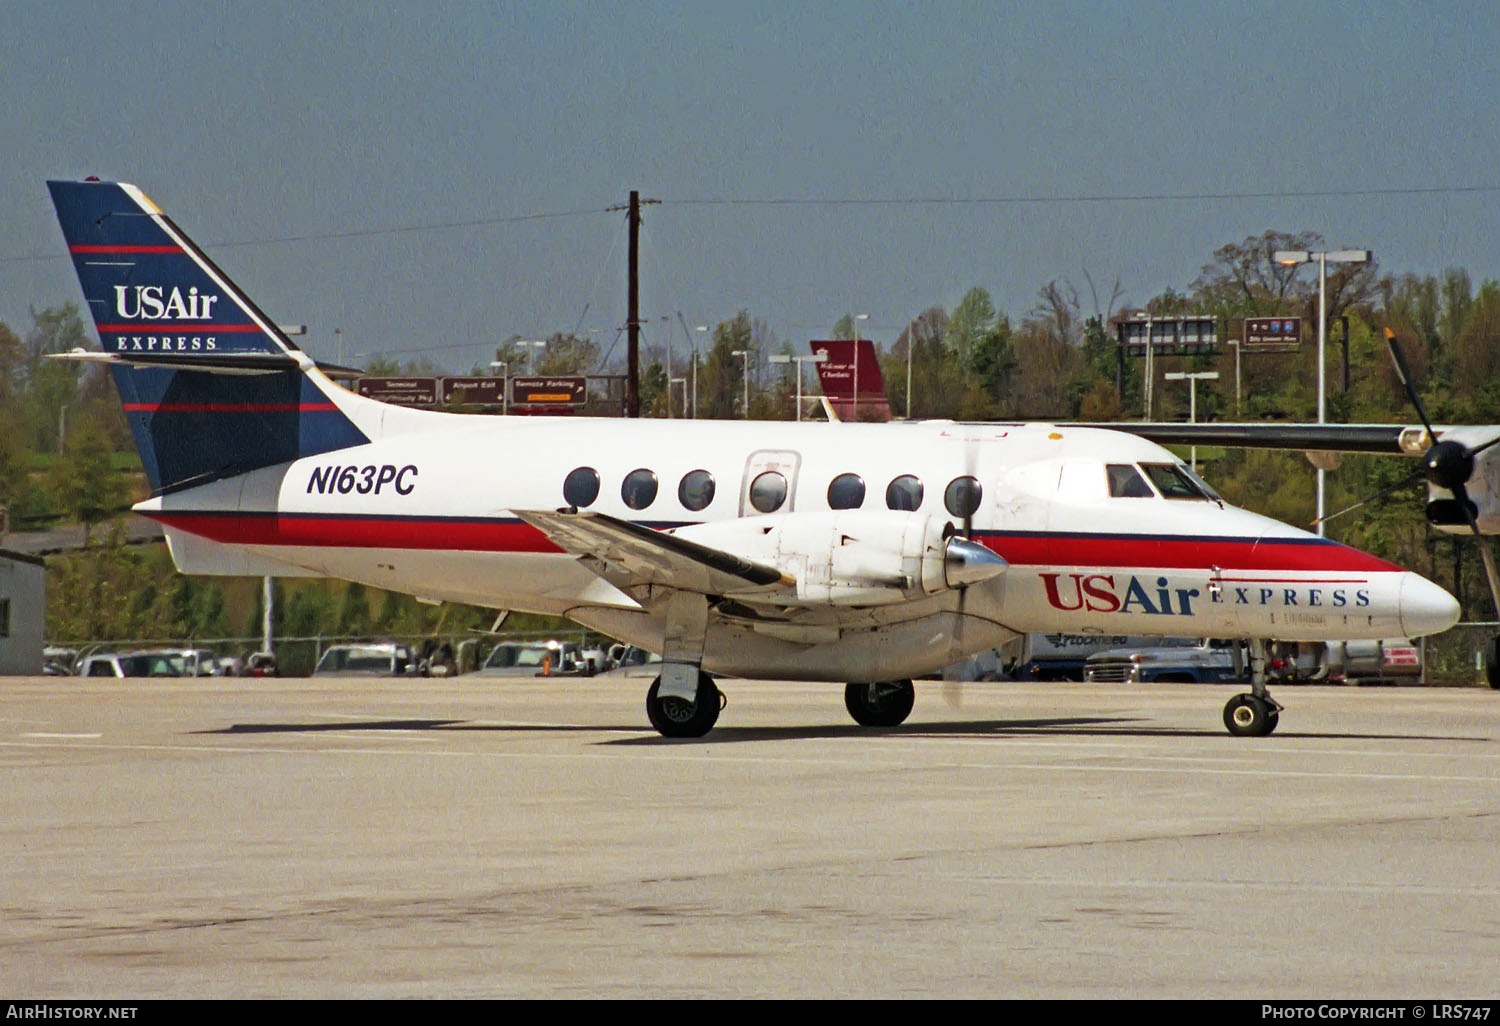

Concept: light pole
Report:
left=519, top=338, right=546, bottom=373
left=693, top=325, right=708, bottom=419
left=1273, top=248, right=1371, bottom=535
left=732, top=349, right=749, bottom=417
left=489, top=360, right=508, bottom=416
left=1163, top=370, right=1219, bottom=471
left=769, top=351, right=828, bottom=422
left=1225, top=339, right=1242, bottom=416
left=905, top=317, right=924, bottom=420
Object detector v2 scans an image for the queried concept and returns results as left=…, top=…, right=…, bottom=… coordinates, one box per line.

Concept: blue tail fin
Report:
left=47, top=179, right=368, bottom=495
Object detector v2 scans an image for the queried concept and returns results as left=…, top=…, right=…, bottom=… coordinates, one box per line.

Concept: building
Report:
left=0, top=548, right=45, bottom=675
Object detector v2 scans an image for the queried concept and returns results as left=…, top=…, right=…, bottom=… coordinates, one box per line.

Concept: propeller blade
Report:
left=1383, top=329, right=1438, bottom=441
left=1310, top=467, right=1426, bottom=527
left=1455, top=483, right=1500, bottom=619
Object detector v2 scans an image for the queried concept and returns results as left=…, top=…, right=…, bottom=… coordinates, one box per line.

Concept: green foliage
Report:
left=46, top=418, right=129, bottom=539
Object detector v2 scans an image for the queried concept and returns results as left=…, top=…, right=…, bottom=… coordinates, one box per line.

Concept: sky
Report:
left=2, top=0, right=1498, bottom=373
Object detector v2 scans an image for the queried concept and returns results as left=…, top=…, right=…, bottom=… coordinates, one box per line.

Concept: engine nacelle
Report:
left=673, top=510, right=1005, bottom=606
left=1427, top=427, right=1500, bottom=534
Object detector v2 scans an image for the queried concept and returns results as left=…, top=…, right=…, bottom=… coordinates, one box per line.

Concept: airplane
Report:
left=44, top=178, right=1463, bottom=738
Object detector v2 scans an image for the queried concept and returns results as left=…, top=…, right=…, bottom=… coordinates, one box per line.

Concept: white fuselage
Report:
left=138, top=377, right=1459, bottom=682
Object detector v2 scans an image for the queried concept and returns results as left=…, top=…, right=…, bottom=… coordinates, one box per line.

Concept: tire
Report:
left=844, top=680, right=916, bottom=728
left=646, top=673, right=721, bottom=738
left=1487, top=637, right=1500, bottom=690
left=1223, top=693, right=1277, bottom=737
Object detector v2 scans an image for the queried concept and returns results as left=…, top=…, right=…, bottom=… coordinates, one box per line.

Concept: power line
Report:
left=667, top=185, right=1500, bottom=208
left=0, top=205, right=611, bottom=265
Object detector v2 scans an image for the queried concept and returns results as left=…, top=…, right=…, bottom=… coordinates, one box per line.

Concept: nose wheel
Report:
left=1222, top=640, right=1282, bottom=737
left=1223, top=693, right=1280, bottom=737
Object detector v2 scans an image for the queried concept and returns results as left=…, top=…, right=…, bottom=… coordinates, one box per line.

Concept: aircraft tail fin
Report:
left=46, top=179, right=368, bottom=496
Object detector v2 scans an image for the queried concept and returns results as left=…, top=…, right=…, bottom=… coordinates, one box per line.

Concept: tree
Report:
left=697, top=312, right=755, bottom=419
left=45, top=417, right=128, bottom=543
left=944, top=287, right=999, bottom=367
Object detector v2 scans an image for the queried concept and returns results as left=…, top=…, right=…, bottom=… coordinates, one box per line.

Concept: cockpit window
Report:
left=1182, top=465, right=1223, bottom=502
left=1106, top=464, right=1154, bottom=498
left=1140, top=462, right=1208, bottom=500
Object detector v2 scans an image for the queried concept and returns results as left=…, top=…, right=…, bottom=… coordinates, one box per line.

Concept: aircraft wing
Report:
left=1062, top=422, right=1438, bottom=455
left=515, top=509, right=795, bottom=598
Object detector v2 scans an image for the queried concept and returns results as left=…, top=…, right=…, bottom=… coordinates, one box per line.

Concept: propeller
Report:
left=946, top=432, right=982, bottom=709
left=1378, top=328, right=1500, bottom=622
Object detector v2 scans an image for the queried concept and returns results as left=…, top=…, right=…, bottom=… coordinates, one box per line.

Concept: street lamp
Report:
left=518, top=338, right=547, bottom=373
left=731, top=349, right=749, bottom=417
left=489, top=360, right=508, bottom=416
left=1163, top=370, right=1219, bottom=471
left=693, top=325, right=708, bottom=419
left=769, top=351, right=828, bottom=422
left=1273, top=248, right=1371, bottom=535
left=904, top=317, right=924, bottom=420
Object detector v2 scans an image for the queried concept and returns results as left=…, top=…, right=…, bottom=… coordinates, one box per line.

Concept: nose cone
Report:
left=944, top=537, right=1008, bottom=588
left=1399, top=573, right=1461, bottom=638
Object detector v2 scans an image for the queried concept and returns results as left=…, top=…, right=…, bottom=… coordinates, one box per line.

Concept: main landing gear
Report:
left=1222, top=640, right=1283, bottom=737
left=646, top=672, right=723, bottom=738
left=844, top=680, right=916, bottom=728
left=643, top=675, right=918, bottom=737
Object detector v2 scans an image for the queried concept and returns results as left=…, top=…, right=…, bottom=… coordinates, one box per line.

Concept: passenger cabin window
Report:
left=678, top=470, right=715, bottom=512
left=1106, top=464, right=1154, bottom=498
left=563, top=466, right=600, bottom=508
left=885, top=475, right=923, bottom=511
left=749, top=471, right=788, bottom=513
left=944, top=476, right=982, bottom=519
left=1140, top=462, right=1208, bottom=500
left=827, top=473, right=866, bottom=510
left=621, top=468, right=659, bottom=510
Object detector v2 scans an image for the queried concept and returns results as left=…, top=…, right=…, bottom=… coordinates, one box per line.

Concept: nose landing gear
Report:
left=1222, top=639, right=1283, bottom=737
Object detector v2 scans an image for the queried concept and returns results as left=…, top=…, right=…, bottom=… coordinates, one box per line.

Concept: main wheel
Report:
left=1487, top=637, right=1500, bottom=690
left=1223, top=693, right=1278, bottom=737
left=646, top=673, right=722, bottom=738
left=845, top=680, right=916, bottom=728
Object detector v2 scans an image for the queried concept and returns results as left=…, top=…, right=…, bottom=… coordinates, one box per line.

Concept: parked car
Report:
left=43, top=647, right=79, bottom=676
left=473, top=640, right=589, bottom=677
left=1084, top=638, right=1245, bottom=685
left=598, top=645, right=663, bottom=678
left=78, top=650, right=193, bottom=678
left=1017, top=633, right=1145, bottom=681
left=312, top=643, right=419, bottom=677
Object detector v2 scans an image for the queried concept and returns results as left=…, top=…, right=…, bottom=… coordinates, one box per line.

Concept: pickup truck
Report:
left=1083, top=638, right=1245, bottom=684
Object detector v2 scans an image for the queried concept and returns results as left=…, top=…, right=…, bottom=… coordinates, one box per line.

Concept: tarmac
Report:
left=1, top=674, right=1498, bottom=999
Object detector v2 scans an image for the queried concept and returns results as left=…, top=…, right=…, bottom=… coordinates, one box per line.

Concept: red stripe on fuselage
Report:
left=150, top=513, right=563, bottom=553
left=146, top=511, right=1405, bottom=574
left=985, top=533, right=1402, bottom=574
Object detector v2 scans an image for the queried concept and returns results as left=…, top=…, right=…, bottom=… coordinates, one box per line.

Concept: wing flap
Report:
left=514, top=509, right=794, bottom=597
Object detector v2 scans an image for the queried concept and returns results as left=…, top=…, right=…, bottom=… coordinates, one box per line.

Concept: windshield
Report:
left=316, top=647, right=395, bottom=673
left=1140, top=462, right=1210, bottom=500
left=483, top=644, right=557, bottom=669
left=118, top=653, right=187, bottom=676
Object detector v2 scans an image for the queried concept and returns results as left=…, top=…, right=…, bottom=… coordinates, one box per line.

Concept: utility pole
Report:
left=615, top=190, right=659, bottom=418
left=627, top=190, right=641, bottom=417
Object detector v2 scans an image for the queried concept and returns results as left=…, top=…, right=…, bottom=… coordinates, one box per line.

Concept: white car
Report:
left=312, top=643, right=419, bottom=677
